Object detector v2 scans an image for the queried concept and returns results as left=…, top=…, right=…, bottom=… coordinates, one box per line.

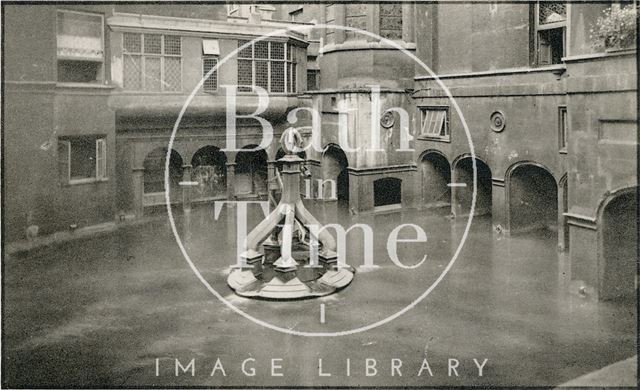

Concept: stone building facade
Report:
left=4, top=2, right=637, bottom=300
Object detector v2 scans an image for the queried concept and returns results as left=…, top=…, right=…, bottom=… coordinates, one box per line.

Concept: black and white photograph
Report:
left=1, top=1, right=638, bottom=387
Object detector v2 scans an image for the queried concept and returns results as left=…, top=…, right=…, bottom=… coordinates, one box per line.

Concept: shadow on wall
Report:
left=420, top=151, right=451, bottom=209
left=508, top=163, right=557, bottom=234
left=600, top=187, right=638, bottom=301
left=453, top=156, right=492, bottom=217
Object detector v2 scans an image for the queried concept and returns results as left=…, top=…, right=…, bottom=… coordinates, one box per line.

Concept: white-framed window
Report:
left=122, top=33, right=182, bottom=92
left=419, top=106, right=450, bottom=142
left=237, top=40, right=297, bottom=93
left=56, top=9, right=104, bottom=83
left=534, top=1, right=567, bottom=66
left=558, top=106, right=568, bottom=152
left=58, top=136, right=107, bottom=185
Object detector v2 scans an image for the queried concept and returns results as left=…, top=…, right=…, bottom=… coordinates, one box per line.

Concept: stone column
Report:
left=402, top=3, right=415, bottom=43
left=132, top=167, right=145, bottom=218
left=267, top=160, right=278, bottom=192
left=181, top=164, right=193, bottom=212
left=226, top=162, right=236, bottom=200
left=368, top=4, right=380, bottom=42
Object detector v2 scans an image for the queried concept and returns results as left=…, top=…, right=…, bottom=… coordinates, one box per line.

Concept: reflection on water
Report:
left=3, top=200, right=636, bottom=387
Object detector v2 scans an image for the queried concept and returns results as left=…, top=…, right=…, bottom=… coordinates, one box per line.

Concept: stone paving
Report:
left=2, top=201, right=636, bottom=387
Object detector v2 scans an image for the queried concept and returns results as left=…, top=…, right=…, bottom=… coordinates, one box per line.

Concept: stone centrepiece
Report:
left=226, top=128, right=355, bottom=299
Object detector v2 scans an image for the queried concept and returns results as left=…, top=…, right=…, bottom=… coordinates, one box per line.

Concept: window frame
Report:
left=558, top=105, right=568, bottom=153
left=58, top=135, right=108, bottom=185
left=121, top=32, right=183, bottom=92
left=236, top=40, right=297, bottom=94
left=533, top=1, right=567, bottom=67
left=417, top=105, right=451, bottom=143
left=56, top=9, right=105, bottom=83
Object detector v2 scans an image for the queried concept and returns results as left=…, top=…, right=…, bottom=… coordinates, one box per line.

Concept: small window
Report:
left=56, top=10, right=104, bottom=83
left=419, top=107, right=450, bottom=142
left=307, top=69, right=319, bottom=91
left=289, top=8, right=303, bottom=21
left=558, top=106, right=568, bottom=152
left=379, top=3, right=403, bottom=40
left=374, top=178, right=402, bottom=208
left=202, top=56, right=218, bottom=93
left=58, top=136, right=107, bottom=184
left=534, top=1, right=566, bottom=66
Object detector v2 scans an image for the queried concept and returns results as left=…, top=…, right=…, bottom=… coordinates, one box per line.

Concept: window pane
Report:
left=237, top=59, right=253, bottom=89
left=144, top=34, right=162, bottom=54
left=69, top=137, right=97, bottom=180
left=57, top=60, right=101, bottom=83
left=123, top=55, right=142, bottom=90
left=307, top=70, right=318, bottom=91
left=290, top=62, right=297, bottom=92
left=539, top=2, right=566, bottom=25
left=123, top=32, right=141, bottom=53
left=164, top=35, right=182, bottom=55
left=57, top=11, right=103, bottom=60
left=380, top=3, right=403, bottom=40
left=271, top=42, right=285, bottom=60
left=238, top=40, right=252, bottom=58
left=144, top=57, right=161, bottom=91
left=203, top=56, right=218, bottom=92
left=255, top=60, right=269, bottom=91
left=255, top=41, right=269, bottom=59
left=271, top=61, right=285, bottom=93
left=163, top=57, right=182, bottom=91
left=420, top=108, right=447, bottom=137
left=58, top=140, right=70, bottom=184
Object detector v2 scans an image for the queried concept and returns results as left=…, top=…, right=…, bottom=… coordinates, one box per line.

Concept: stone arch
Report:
left=418, top=149, right=451, bottom=208
left=235, top=144, right=268, bottom=197
left=142, top=147, right=183, bottom=195
left=191, top=146, right=227, bottom=201
left=452, top=154, right=492, bottom=217
left=321, top=143, right=349, bottom=202
left=597, top=186, right=638, bottom=300
left=506, top=161, right=557, bottom=234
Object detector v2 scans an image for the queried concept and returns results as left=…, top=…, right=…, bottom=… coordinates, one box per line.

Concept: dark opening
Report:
left=374, top=178, right=402, bottom=207
left=143, top=148, right=183, bottom=193
left=57, top=60, right=102, bottom=83
left=509, top=164, right=557, bottom=233
left=601, top=190, right=637, bottom=300
left=307, top=70, right=318, bottom=91
left=538, top=28, right=564, bottom=65
left=337, top=170, right=349, bottom=202
left=421, top=152, right=451, bottom=207
left=191, top=146, right=227, bottom=200
left=453, top=157, right=492, bottom=217
left=235, top=146, right=268, bottom=196
left=322, top=145, right=349, bottom=202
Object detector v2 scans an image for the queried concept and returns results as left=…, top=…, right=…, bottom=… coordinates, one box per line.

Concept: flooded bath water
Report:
left=2, top=200, right=636, bottom=387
